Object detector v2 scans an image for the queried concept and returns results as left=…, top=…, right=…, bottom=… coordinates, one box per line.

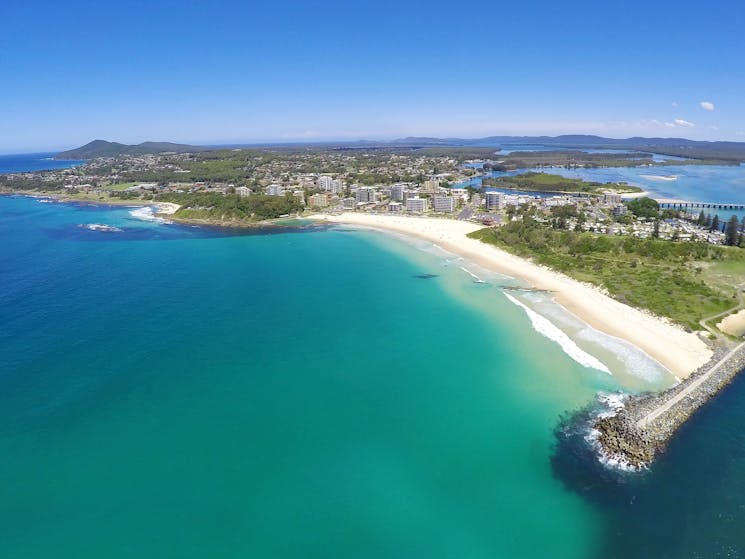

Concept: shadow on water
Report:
left=551, top=371, right=745, bottom=558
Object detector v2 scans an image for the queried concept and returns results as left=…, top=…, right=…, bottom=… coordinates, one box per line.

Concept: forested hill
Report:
left=55, top=140, right=208, bottom=160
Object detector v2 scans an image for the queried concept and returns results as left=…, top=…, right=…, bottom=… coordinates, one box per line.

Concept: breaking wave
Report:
left=504, top=292, right=611, bottom=374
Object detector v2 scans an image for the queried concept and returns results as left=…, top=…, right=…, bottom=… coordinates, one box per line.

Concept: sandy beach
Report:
left=718, top=310, right=745, bottom=337
left=310, top=212, right=712, bottom=379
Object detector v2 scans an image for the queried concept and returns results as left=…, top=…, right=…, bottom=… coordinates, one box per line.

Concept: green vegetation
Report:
left=55, top=140, right=206, bottom=160
left=104, top=182, right=138, bottom=191
left=482, top=172, right=641, bottom=194
left=625, top=197, right=660, bottom=218
left=155, top=192, right=303, bottom=222
left=468, top=218, right=745, bottom=330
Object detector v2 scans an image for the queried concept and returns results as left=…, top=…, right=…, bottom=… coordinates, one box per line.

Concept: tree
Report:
left=625, top=197, right=660, bottom=219
left=652, top=219, right=661, bottom=239
left=710, top=215, right=720, bottom=233
left=697, top=210, right=706, bottom=226
left=725, top=215, right=740, bottom=246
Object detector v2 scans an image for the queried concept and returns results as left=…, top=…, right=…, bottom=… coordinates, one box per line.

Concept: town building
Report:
left=390, top=184, right=406, bottom=202
left=485, top=191, right=505, bottom=210
left=450, top=188, right=469, bottom=202
left=432, top=196, right=455, bottom=213
left=421, top=178, right=440, bottom=194
left=406, top=197, right=428, bottom=213
left=388, top=201, right=402, bottom=212
left=309, top=193, right=328, bottom=207
left=265, top=184, right=284, bottom=196
left=604, top=192, right=622, bottom=206
left=318, top=175, right=333, bottom=191
left=355, top=186, right=377, bottom=203
left=342, top=197, right=356, bottom=210
left=612, top=203, right=628, bottom=217
left=235, top=186, right=251, bottom=197
left=293, top=191, right=305, bottom=205
left=319, top=175, right=344, bottom=193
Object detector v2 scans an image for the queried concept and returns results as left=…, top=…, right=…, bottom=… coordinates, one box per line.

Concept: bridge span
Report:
left=654, top=198, right=745, bottom=211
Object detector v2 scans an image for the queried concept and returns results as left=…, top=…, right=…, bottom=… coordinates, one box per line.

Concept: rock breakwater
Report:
left=595, top=342, right=745, bottom=468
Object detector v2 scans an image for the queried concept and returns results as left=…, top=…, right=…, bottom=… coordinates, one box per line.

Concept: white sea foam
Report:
left=129, top=206, right=171, bottom=224
left=504, top=292, right=611, bottom=374
left=585, top=392, right=645, bottom=472
left=78, top=223, right=122, bottom=232
left=520, top=292, right=672, bottom=384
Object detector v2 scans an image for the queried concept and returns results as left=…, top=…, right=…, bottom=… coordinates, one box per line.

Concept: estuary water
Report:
left=2, top=196, right=745, bottom=558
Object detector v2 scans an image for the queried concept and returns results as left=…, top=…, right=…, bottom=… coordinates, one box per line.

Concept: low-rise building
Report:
left=235, top=186, right=251, bottom=197
left=388, top=201, right=402, bottom=212
left=293, top=190, right=305, bottom=205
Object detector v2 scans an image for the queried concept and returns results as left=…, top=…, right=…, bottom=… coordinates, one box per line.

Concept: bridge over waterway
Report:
left=654, top=198, right=745, bottom=212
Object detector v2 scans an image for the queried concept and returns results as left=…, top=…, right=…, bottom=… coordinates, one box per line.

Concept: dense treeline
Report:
left=469, top=219, right=745, bottom=329
left=482, top=172, right=639, bottom=194
left=625, top=197, right=660, bottom=218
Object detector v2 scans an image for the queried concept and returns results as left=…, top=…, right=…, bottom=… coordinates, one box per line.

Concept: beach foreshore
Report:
left=310, top=212, right=712, bottom=379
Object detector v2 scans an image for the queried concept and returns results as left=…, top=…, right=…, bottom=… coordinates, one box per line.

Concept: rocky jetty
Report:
left=596, top=343, right=745, bottom=468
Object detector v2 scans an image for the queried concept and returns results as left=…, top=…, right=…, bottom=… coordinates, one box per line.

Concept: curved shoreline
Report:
left=310, top=212, right=712, bottom=379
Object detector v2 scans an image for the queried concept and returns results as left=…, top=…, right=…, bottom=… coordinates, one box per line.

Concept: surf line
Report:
left=503, top=292, right=611, bottom=374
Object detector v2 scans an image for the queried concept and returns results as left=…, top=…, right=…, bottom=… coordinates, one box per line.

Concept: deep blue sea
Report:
left=2, top=195, right=745, bottom=557
left=0, top=152, right=83, bottom=174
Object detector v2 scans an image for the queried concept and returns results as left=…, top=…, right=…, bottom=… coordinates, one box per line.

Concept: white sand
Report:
left=640, top=175, right=679, bottom=182
left=155, top=202, right=181, bottom=215
left=718, top=309, right=745, bottom=337
left=311, top=213, right=712, bottom=379
left=620, top=190, right=650, bottom=199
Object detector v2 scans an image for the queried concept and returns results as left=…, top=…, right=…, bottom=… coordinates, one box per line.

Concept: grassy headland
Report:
left=156, top=192, right=303, bottom=223
left=468, top=219, right=745, bottom=331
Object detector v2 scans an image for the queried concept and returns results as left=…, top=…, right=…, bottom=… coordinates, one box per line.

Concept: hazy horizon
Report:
left=6, top=131, right=745, bottom=157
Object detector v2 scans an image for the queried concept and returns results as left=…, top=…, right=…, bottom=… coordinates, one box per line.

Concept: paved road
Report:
left=458, top=206, right=475, bottom=220
left=636, top=340, right=745, bottom=429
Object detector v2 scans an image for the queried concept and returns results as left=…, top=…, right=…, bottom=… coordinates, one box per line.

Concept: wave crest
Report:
left=504, top=292, right=611, bottom=374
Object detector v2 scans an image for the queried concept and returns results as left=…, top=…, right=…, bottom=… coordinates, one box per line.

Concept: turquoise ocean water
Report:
left=3, top=196, right=745, bottom=557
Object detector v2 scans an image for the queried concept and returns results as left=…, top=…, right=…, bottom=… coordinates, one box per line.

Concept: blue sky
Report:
left=1, top=0, right=743, bottom=152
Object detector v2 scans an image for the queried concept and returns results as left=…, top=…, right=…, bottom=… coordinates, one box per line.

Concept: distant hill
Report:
left=387, top=135, right=745, bottom=162
left=55, top=140, right=208, bottom=160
